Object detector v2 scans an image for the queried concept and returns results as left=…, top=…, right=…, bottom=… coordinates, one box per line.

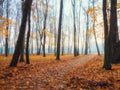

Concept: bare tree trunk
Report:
left=19, top=0, right=25, bottom=62
left=109, top=0, right=119, bottom=63
left=61, top=31, right=64, bottom=56
left=5, top=0, right=9, bottom=57
left=42, top=0, right=49, bottom=57
left=72, top=0, right=77, bottom=56
left=26, top=7, right=31, bottom=64
left=103, top=0, right=111, bottom=70
left=85, top=14, right=89, bottom=55
left=36, top=30, right=39, bottom=55
left=19, top=41, right=24, bottom=62
left=56, top=0, right=63, bottom=60
left=54, top=19, right=57, bottom=56
left=92, top=0, right=100, bottom=55
left=9, top=0, right=33, bottom=67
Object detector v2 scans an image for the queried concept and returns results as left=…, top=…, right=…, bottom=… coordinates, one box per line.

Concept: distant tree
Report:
left=71, top=0, right=77, bottom=56
left=53, top=0, right=57, bottom=56
left=92, top=0, right=100, bottom=56
left=42, top=0, right=49, bottom=57
left=61, top=31, right=65, bottom=56
left=85, top=0, right=90, bottom=55
left=0, top=0, right=4, bottom=15
left=5, top=0, right=9, bottom=57
left=0, top=0, right=4, bottom=5
left=77, top=0, right=82, bottom=55
left=10, top=0, right=33, bottom=67
left=103, top=0, right=111, bottom=70
left=56, top=0, right=63, bottom=60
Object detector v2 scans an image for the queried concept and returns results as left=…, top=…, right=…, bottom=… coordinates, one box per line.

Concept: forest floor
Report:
left=0, top=54, right=120, bottom=90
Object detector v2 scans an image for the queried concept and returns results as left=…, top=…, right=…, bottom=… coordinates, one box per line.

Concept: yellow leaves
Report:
left=86, top=7, right=98, bottom=22
left=0, top=16, right=17, bottom=37
left=42, top=29, right=47, bottom=33
left=117, top=3, right=120, bottom=9
left=3, top=21, right=9, bottom=26
left=0, top=16, right=17, bottom=26
left=87, top=29, right=93, bottom=35
left=86, top=10, right=89, bottom=15
left=42, top=29, right=53, bottom=38
left=0, top=16, right=6, bottom=21
left=86, top=8, right=94, bottom=15
left=0, top=27, right=7, bottom=31
left=91, top=17, right=97, bottom=22
left=2, top=30, right=8, bottom=37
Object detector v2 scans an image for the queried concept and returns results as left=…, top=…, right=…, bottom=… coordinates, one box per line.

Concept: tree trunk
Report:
left=56, top=0, right=63, bottom=60
left=26, top=7, right=31, bottom=64
left=103, top=0, right=111, bottom=70
left=9, top=0, right=33, bottom=67
left=109, top=0, right=119, bottom=63
left=5, top=0, right=9, bottom=57
left=19, top=45, right=24, bottom=62
left=42, top=0, right=49, bottom=57
left=85, top=14, right=89, bottom=55
left=92, top=0, right=100, bottom=56
left=72, top=0, right=77, bottom=56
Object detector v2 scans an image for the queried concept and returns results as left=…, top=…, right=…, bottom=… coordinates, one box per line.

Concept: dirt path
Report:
left=0, top=55, right=96, bottom=90
left=33, top=55, right=96, bottom=89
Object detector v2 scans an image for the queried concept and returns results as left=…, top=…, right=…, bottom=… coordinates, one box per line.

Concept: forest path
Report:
left=0, top=55, right=97, bottom=90
left=33, top=55, right=96, bottom=90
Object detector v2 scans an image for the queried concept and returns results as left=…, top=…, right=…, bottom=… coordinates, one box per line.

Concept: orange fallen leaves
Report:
left=0, top=55, right=120, bottom=90
left=64, top=56, right=120, bottom=90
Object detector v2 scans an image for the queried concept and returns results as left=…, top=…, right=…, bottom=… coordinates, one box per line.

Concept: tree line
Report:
left=0, top=0, right=120, bottom=70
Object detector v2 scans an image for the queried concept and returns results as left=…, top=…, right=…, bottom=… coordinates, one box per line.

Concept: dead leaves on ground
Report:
left=0, top=55, right=120, bottom=90
left=64, top=56, right=120, bottom=90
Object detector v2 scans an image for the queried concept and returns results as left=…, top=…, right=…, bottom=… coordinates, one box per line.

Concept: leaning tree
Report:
left=10, top=0, right=33, bottom=67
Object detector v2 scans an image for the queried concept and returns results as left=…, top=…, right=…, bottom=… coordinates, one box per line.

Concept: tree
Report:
left=56, top=0, right=63, bottom=60
left=92, top=0, right=100, bottom=56
left=26, top=5, right=31, bottom=64
left=0, top=0, right=4, bottom=6
left=103, top=0, right=111, bottom=70
left=77, top=0, right=82, bottom=55
left=19, top=0, right=25, bottom=62
left=85, top=1, right=90, bottom=55
left=71, top=0, right=77, bottom=56
left=42, top=0, right=49, bottom=57
left=5, top=0, right=9, bottom=57
left=9, top=0, right=33, bottom=67
left=109, top=0, right=119, bottom=63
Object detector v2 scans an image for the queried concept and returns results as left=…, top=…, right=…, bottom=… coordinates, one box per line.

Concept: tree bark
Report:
left=109, top=0, right=119, bottom=63
left=92, top=0, right=100, bottom=56
left=56, top=0, right=63, bottom=60
left=42, top=0, right=49, bottom=57
left=26, top=7, right=31, bottom=64
left=72, top=0, right=77, bottom=56
left=5, top=0, right=9, bottom=57
left=103, top=0, right=111, bottom=70
left=9, top=0, right=33, bottom=67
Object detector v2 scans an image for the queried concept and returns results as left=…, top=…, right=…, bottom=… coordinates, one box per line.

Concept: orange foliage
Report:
left=86, top=8, right=94, bottom=15
left=0, top=55, right=120, bottom=89
left=0, top=16, right=17, bottom=37
left=65, top=56, right=120, bottom=90
left=2, top=30, right=8, bottom=37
